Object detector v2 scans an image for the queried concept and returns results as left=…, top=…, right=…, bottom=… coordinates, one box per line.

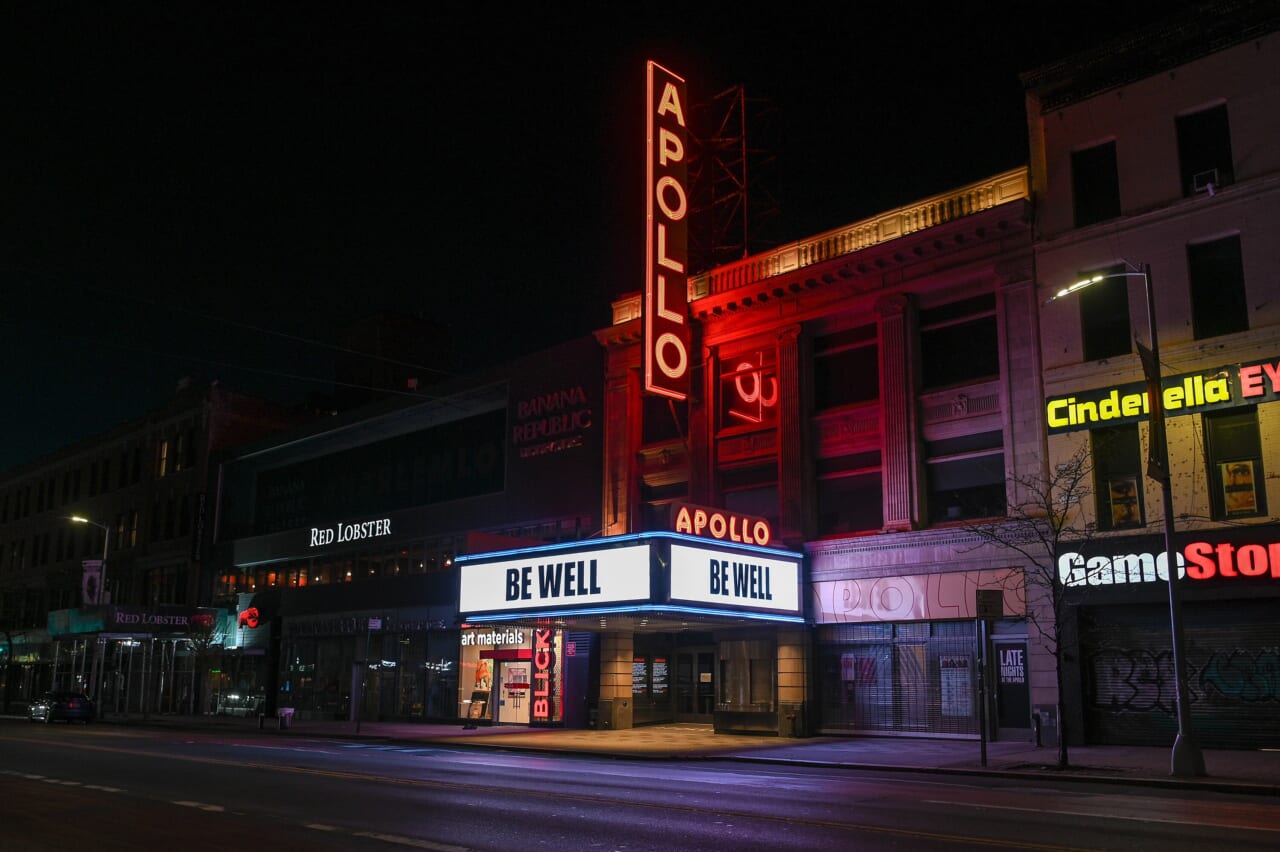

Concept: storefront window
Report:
left=457, top=626, right=563, bottom=725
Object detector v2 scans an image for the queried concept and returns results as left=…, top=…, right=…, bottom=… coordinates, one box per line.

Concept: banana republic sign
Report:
left=1045, top=356, right=1280, bottom=434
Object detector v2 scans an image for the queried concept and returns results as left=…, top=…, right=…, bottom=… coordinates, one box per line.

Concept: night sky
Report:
left=3, top=2, right=1202, bottom=471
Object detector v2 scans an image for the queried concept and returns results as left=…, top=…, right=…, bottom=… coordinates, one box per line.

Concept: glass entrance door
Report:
left=675, top=649, right=715, bottom=722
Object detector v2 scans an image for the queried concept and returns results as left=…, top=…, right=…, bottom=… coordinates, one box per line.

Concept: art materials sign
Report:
left=1045, top=356, right=1280, bottom=434
left=644, top=60, right=690, bottom=401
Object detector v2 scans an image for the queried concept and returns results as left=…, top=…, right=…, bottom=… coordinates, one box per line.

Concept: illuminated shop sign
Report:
left=668, top=543, right=800, bottom=614
left=1045, top=356, right=1280, bottom=434
left=308, top=517, right=392, bottom=547
left=458, top=544, right=652, bottom=613
left=533, top=627, right=554, bottom=721
left=1058, top=537, right=1280, bottom=586
left=512, top=386, right=593, bottom=458
left=644, top=60, right=690, bottom=401
left=672, top=503, right=773, bottom=547
left=460, top=628, right=525, bottom=647
left=723, top=351, right=779, bottom=426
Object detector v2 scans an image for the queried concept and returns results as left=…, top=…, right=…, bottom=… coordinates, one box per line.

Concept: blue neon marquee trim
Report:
left=454, top=531, right=802, bottom=564
left=461, top=603, right=806, bottom=625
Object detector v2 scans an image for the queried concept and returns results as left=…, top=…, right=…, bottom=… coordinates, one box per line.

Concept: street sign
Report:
left=367, top=618, right=382, bottom=630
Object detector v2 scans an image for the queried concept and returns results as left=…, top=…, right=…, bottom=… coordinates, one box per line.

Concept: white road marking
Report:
left=173, top=800, right=226, bottom=812
left=351, top=830, right=470, bottom=850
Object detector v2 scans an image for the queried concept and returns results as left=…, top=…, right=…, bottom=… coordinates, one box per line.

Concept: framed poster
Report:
left=939, top=656, right=973, bottom=718
left=1107, top=476, right=1140, bottom=527
left=1221, top=460, right=1258, bottom=516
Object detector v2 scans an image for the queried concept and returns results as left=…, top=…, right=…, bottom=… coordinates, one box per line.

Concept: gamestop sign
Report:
left=1058, top=533, right=1280, bottom=587
left=644, top=60, right=690, bottom=401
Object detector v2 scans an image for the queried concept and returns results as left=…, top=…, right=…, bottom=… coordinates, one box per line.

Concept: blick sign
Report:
left=644, top=60, right=690, bottom=401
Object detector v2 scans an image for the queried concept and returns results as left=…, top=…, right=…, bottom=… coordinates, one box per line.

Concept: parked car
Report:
left=28, top=691, right=95, bottom=724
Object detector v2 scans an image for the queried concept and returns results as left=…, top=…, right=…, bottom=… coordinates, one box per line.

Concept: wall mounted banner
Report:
left=812, top=569, right=1025, bottom=624
left=1045, top=355, right=1280, bottom=434
left=644, top=60, right=690, bottom=401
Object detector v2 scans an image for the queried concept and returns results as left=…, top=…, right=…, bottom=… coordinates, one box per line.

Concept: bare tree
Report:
left=184, top=610, right=224, bottom=716
left=965, top=443, right=1097, bottom=769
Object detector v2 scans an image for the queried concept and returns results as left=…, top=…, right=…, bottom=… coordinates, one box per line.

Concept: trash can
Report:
left=278, top=707, right=295, bottom=730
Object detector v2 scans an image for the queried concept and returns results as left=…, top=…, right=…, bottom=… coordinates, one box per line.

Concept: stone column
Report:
left=776, top=325, right=806, bottom=543
left=598, top=631, right=634, bottom=729
left=877, top=293, right=921, bottom=530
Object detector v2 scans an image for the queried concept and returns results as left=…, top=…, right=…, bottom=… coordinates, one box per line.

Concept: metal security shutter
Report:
left=1080, top=598, right=1280, bottom=749
left=817, top=621, right=978, bottom=736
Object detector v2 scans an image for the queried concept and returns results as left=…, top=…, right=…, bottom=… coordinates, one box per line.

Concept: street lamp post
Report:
left=1047, top=263, right=1206, bottom=778
left=69, top=515, right=110, bottom=606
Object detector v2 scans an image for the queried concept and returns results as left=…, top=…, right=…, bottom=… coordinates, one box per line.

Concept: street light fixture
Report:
left=69, top=515, right=110, bottom=606
left=1046, top=262, right=1206, bottom=778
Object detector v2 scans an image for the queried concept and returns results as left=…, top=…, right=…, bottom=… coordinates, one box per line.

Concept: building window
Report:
left=1205, top=407, right=1266, bottom=520
left=919, top=295, right=998, bottom=390
left=1188, top=235, right=1248, bottom=340
left=719, top=464, right=778, bottom=530
left=641, top=393, right=685, bottom=445
left=1092, top=424, right=1143, bottom=530
left=719, top=348, right=779, bottom=430
left=129, top=509, right=139, bottom=548
left=814, top=326, right=878, bottom=409
left=157, top=438, right=170, bottom=478
left=1176, top=103, right=1233, bottom=196
left=816, top=453, right=882, bottom=535
left=925, top=431, right=1006, bottom=524
left=1072, top=141, right=1121, bottom=227
left=1080, top=263, right=1131, bottom=362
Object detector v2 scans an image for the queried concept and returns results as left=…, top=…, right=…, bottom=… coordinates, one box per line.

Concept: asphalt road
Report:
left=2, top=720, right=1279, bottom=851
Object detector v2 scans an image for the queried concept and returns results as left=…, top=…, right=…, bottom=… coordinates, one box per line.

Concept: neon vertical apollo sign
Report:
left=644, top=61, right=690, bottom=400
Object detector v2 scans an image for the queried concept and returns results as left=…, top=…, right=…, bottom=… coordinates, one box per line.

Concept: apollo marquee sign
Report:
left=459, top=544, right=652, bottom=614
left=643, top=60, right=690, bottom=401
left=1045, top=355, right=1280, bottom=434
left=667, top=543, right=800, bottom=614
left=457, top=533, right=805, bottom=622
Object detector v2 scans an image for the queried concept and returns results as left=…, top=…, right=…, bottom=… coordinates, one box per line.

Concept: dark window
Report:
left=1072, top=142, right=1121, bottom=227
left=925, top=431, right=1006, bottom=523
left=1080, top=263, right=1131, bottom=361
left=1188, top=235, right=1248, bottom=339
left=920, top=295, right=998, bottom=390
left=814, top=326, right=878, bottom=409
left=641, top=393, right=685, bottom=445
left=1092, top=424, right=1143, bottom=530
left=816, top=452, right=883, bottom=535
left=1176, top=104, right=1233, bottom=196
left=1205, top=407, right=1266, bottom=520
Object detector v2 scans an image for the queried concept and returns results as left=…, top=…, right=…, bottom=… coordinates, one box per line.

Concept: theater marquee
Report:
left=457, top=533, right=805, bottom=624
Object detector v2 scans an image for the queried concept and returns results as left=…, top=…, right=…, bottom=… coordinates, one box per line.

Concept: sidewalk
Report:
left=79, top=712, right=1280, bottom=796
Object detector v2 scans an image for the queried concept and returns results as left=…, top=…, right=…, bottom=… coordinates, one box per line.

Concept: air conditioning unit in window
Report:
left=1192, top=168, right=1219, bottom=196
